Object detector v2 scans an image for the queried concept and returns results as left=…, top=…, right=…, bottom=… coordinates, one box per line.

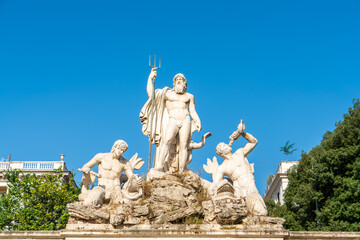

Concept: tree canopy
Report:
left=0, top=169, right=79, bottom=230
left=267, top=99, right=360, bottom=231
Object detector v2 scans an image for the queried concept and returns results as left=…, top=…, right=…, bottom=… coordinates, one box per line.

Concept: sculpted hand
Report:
left=203, top=132, right=212, bottom=139
left=149, top=68, right=157, bottom=80
left=79, top=166, right=91, bottom=174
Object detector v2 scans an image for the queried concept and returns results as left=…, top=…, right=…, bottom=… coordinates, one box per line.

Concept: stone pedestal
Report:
left=67, top=171, right=284, bottom=234
left=2, top=227, right=360, bottom=240
left=63, top=225, right=287, bottom=240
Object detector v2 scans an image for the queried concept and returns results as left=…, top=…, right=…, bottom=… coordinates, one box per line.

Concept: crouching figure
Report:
left=203, top=120, right=267, bottom=216
left=78, top=140, right=144, bottom=207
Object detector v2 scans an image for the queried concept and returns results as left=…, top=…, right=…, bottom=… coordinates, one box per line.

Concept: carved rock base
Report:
left=202, top=197, right=247, bottom=225
left=67, top=171, right=205, bottom=227
left=66, top=171, right=284, bottom=230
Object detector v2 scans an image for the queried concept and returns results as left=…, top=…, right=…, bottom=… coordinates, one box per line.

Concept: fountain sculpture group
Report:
left=66, top=67, right=284, bottom=230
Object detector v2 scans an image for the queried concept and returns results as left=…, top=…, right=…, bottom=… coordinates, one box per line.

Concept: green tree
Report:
left=0, top=168, right=79, bottom=230
left=280, top=141, right=297, bottom=161
left=281, top=99, right=360, bottom=231
left=264, top=199, right=288, bottom=218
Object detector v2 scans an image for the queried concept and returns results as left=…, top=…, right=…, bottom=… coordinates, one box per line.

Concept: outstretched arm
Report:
left=189, top=94, right=201, bottom=132
left=235, top=132, right=258, bottom=157
left=147, top=68, right=157, bottom=98
left=188, top=132, right=212, bottom=149
left=80, top=153, right=104, bottom=173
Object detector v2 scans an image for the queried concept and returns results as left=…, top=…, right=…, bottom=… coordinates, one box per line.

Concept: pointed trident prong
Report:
left=147, top=54, right=161, bottom=172
left=149, top=55, right=161, bottom=69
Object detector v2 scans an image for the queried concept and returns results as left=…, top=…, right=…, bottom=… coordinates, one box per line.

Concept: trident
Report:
left=149, top=54, right=161, bottom=70
left=148, top=55, right=161, bottom=171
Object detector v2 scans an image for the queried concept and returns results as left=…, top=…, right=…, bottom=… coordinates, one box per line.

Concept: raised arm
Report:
left=189, top=94, right=202, bottom=132
left=147, top=68, right=157, bottom=98
left=235, top=132, right=258, bottom=157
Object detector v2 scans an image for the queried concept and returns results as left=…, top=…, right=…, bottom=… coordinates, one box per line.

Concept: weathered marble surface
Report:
left=68, top=70, right=278, bottom=231
left=140, top=68, right=211, bottom=175
left=68, top=172, right=205, bottom=226
left=77, top=140, right=144, bottom=207
left=204, top=120, right=268, bottom=216
left=2, top=228, right=360, bottom=240
left=67, top=171, right=283, bottom=230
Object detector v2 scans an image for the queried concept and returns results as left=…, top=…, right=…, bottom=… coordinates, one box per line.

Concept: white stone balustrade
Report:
left=0, top=160, right=70, bottom=194
left=0, top=161, right=67, bottom=171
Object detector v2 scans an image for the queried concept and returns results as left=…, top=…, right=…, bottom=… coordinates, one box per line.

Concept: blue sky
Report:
left=1, top=0, right=359, bottom=194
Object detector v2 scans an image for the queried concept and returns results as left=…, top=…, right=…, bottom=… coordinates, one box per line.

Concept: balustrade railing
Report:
left=0, top=161, right=67, bottom=171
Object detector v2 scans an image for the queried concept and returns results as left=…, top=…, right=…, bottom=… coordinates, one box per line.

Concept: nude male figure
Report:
left=210, top=132, right=267, bottom=216
left=147, top=68, right=201, bottom=174
left=79, top=140, right=142, bottom=202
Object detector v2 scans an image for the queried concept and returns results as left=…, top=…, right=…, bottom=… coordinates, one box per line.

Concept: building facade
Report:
left=263, top=161, right=298, bottom=205
left=0, top=156, right=71, bottom=194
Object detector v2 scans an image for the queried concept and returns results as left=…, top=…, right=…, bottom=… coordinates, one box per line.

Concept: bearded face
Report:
left=174, top=77, right=187, bottom=94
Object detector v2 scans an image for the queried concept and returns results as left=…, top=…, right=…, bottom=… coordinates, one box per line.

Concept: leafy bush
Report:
left=0, top=168, right=80, bottom=230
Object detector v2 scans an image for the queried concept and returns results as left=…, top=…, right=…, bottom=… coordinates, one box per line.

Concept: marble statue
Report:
left=140, top=68, right=208, bottom=175
left=67, top=126, right=282, bottom=228
left=78, top=140, right=144, bottom=206
left=203, top=120, right=268, bottom=216
left=65, top=62, right=288, bottom=230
